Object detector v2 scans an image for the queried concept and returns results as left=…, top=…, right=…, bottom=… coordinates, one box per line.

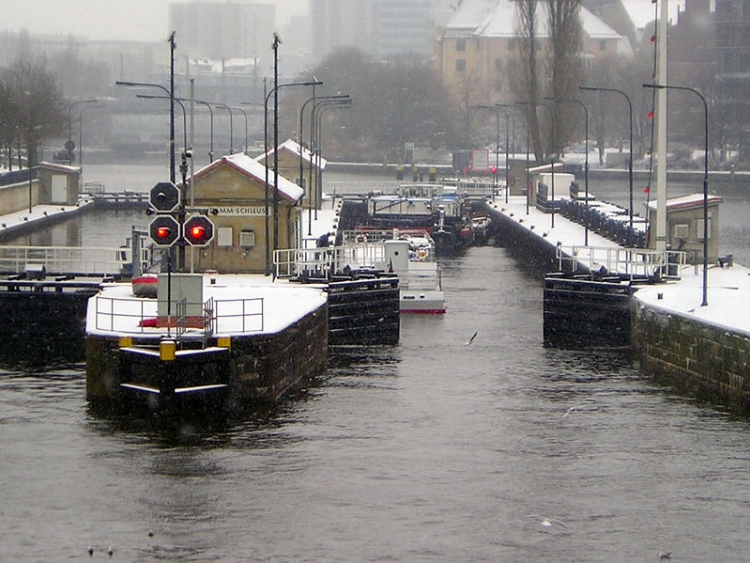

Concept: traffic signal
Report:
left=183, top=215, right=214, bottom=246
left=149, top=181, right=180, bottom=212
left=149, top=215, right=180, bottom=247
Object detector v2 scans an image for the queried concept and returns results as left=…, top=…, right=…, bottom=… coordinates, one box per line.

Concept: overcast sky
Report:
left=2, top=0, right=684, bottom=43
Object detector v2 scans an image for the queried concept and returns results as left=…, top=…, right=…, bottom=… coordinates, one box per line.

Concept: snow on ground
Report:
left=0, top=198, right=94, bottom=235
left=87, top=275, right=328, bottom=338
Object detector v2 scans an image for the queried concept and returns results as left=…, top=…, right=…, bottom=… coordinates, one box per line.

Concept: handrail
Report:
left=556, top=244, right=689, bottom=279
left=0, top=245, right=131, bottom=276
left=93, top=294, right=264, bottom=336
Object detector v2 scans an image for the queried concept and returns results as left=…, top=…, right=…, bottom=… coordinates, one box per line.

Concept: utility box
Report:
left=157, top=273, right=204, bottom=318
left=382, top=240, right=410, bottom=273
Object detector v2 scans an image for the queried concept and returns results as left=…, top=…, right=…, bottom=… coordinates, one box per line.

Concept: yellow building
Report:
left=185, top=153, right=304, bottom=274
left=435, top=0, right=622, bottom=104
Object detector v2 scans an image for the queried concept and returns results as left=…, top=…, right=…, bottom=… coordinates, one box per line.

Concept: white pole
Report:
left=655, top=0, right=669, bottom=252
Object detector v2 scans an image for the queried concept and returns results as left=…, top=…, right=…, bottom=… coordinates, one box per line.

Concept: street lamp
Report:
left=496, top=106, right=511, bottom=204
left=311, top=98, right=351, bottom=220
left=580, top=86, right=634, bottom=236
left=116, top=80, right=175, bottom=183
left=514, top=102, right=533, bottom=215
left=193, top=99, right=214, bottom=162
left=301, top=94, right=349, bottom=233
left=537, top=102, right=555, bottom=228
left=67, top=99, right=97, bottom=163
left=77, top=104, right=104, bottom=166
left=138, top=93, right=191, bottom=272
left=214, top=102, right=234, bottom=154
left=643, top=82, right=709, bottom=307
left=262, top=76, right=324, bottom=275
left=230, top=106, right=248, bottom=153
left=474, top=106, right=503, bottom=197
left=546, top=96, right=589, bottom=245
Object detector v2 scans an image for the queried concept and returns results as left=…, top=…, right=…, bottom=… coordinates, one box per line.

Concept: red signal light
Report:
left=183, top=215, right=214, bottom=246
left=149, top=215, right=180, bottom=247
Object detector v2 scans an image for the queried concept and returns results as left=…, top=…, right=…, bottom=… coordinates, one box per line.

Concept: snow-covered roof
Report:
left=38, top=161, right=81, bottom=174
left=647, top=193, right=723, bottom=212
left=257, top=138, right=328, bottom=171
left=190, top=153, right=305, bottom=204
left=444, top=0, right=621, bottom=41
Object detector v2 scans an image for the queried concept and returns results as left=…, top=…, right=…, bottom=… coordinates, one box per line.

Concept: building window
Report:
left=674, top=223, right=689, bottom=239
left=599, top=40, right=606, bottom=51
left=495, top=79, right=503, bottom=92
left=456, top=59, right=466, bottom=72
left=456, top=39, right=466, bottom=52
left=240, top=230, right=256, bottom=248
left=697, top=218, right=712, bottom=240
left=508, top=38, right=516, bottom=51
left=495, top=58, right=503, bottom=72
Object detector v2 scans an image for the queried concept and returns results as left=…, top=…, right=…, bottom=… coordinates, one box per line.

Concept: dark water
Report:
left=2, top=166, right=750, bottom=561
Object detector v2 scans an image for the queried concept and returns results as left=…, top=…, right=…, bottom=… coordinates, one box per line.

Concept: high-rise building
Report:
left=310, top=0, right=433, bottom=61
left=170, top=2, right=275, bottom=60
left=714, top=0, right=750, bottom=158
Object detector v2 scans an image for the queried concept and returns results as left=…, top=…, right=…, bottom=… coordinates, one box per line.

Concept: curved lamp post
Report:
left=231, top=106, right=248, bottom=154
left=116, top=80, right=175, bottom=184
left=580, top=86, right=634, bottom=235
left=643, top=82, right=709, bottom=307
left=474, top=106, right=505, bottom=198
left=67, top=99, right=97, bottom=163
left=138, top=93, right=191, bottom=271
left=77, top=104, right=104, bottom=166
left=310, top=98, right=352, bottom=220
left=301, top=94, right=349, bottom=234
left=213, top=102, right=234, bottom=154
left=546, top=96, right=589, bottom=245
left=262, top=77, right=323, bottom=275
left=537, top=102, right=555, bottom=228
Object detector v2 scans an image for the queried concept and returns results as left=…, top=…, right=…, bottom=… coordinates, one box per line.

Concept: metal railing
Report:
left=93, top=295, right=264, bottom=336
left=557, top=245, right=689, bottom=279
left=0, top=246, right=130, bottom=275
left=275, top=244, right=397, bottom=280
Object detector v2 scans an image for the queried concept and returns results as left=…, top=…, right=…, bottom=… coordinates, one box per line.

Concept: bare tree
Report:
left=512, top=0, right=543, bottom=163
left=547, top=0, right=583, bottom=156
left=0, top=57, right=65, bottom=168
left=512, top=0, right=585, bottom=162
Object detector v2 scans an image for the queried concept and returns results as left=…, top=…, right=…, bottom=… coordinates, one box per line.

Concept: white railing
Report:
left=557, top=245, right=689, bottom=279
left=94, top=295, right=264, bottom=335
left=0, top=246, right=129, bottom=275
left=275, top=244, right=399, bottom=280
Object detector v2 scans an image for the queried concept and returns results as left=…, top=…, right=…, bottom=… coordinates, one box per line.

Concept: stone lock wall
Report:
left=633, top=302, right=750, bottom=414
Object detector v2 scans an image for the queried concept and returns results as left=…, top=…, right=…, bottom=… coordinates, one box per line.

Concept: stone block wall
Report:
left=632, top=301, right=750, bottom=414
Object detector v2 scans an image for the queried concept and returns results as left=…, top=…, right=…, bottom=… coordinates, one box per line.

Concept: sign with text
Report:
left=215, top=206, right=270, bottom=217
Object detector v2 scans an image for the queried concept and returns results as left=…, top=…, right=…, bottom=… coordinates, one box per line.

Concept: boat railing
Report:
left=556, top=245, right=689, bottom=279
left=340, top=228, right=433, bottom=245
left=93, top=294, right=264, bottom=336
left=400, top=267, right=442, bottom=291
left=0, top=245, right=130, bottom=276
